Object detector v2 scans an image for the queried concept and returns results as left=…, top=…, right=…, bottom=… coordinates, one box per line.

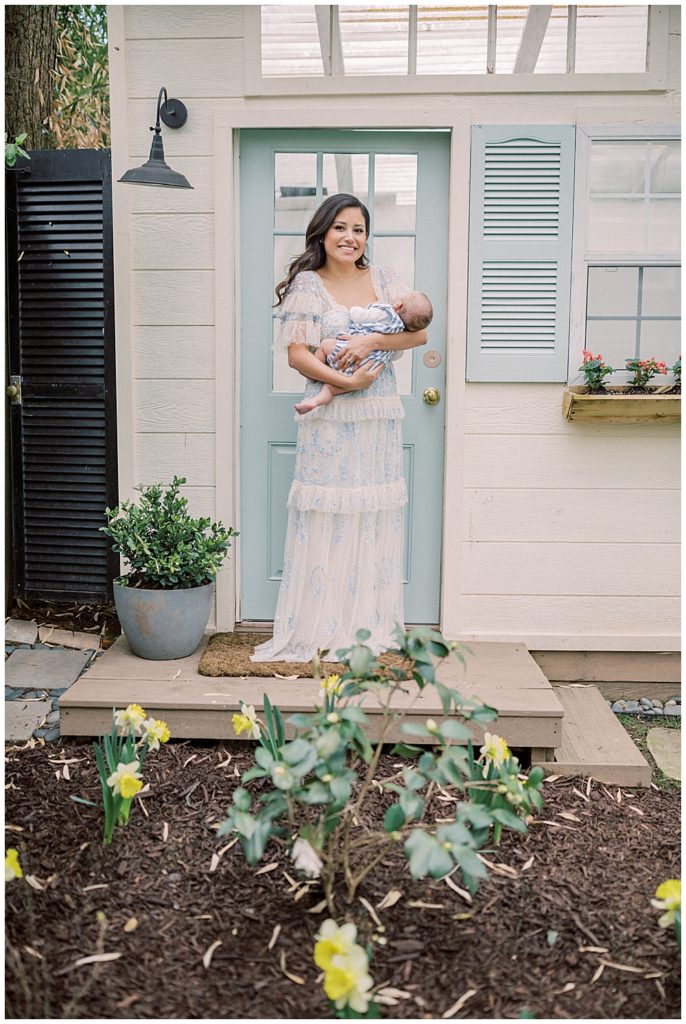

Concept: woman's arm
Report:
left=287, top=343, right=382, bottom=390
left=331, top=329, right=428, bottom=371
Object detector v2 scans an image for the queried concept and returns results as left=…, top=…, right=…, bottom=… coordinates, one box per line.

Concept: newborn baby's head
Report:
left=395, top=291, right=433, bottom=332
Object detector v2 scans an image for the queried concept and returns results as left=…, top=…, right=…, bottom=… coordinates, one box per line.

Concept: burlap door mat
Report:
left=198, top=632, right=406, bottom=678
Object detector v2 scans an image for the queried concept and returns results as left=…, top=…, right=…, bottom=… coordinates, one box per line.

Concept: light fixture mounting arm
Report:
left=150, top=86, right=188, bottom=133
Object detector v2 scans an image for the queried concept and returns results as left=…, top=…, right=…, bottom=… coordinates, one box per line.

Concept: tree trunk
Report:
left=5, top=5, right=58, bottom=149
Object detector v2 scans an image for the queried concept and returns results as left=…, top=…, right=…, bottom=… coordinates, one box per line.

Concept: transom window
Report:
left=258, top=4, right=650, bottom=79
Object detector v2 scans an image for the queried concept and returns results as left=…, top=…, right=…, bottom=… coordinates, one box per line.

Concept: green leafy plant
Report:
left=625, top=356, right=668, bottom=388
left=50, top=6, right=110, bottom=148
left=669, top=356, right=681, bottom=387
left=100, top=476, right=238, bottom=589
left=219, top=626, right=544, bottom=912
left=5, top=132, right=29, bottom=168
left=579, top=349, right=614, bottom=391
left=90, top=703, right=170, bottom=846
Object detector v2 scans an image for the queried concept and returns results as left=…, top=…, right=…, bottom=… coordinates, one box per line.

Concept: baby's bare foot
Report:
left=294, top=399, right=318, bottom=415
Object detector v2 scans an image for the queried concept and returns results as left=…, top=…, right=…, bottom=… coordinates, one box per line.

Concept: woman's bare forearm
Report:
left=366, top=328, right=428, bottom=352
left=288, top=345, right=355, bottom=388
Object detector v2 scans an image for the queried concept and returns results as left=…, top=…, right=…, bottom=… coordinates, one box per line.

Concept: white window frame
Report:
left=568, top=122, right=681, bottom=384
left=245, top=5, right=669, bottom=96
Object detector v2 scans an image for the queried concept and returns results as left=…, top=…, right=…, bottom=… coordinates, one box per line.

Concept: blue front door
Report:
left=239, top=129, right=449, bottom=624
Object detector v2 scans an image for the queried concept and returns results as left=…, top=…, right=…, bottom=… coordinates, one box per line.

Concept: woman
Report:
left=251, top=193, right=428, bottom=663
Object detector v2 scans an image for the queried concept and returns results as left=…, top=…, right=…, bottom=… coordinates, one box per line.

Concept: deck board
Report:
left=60, top=634, right=564, bottom=748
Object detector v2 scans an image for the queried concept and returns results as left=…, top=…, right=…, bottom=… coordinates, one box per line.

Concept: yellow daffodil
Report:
left=651, top=879, right=681, bottom=928
left=5, top=848, right=23, bottom=881
left=318, top=674, right=342, bottom=703
left=324, top=945, right=374, bottom=1013
left=314, top=919, right=358, bottom=971
left=231, top=703, right=260, bottom=739
left=114, top=703, right=147, bottom=735
left=106, top=760, right=143, bottom=799
left=479, top=732, right=510, bottom=767
left=142, top=717, right=171, bottom=751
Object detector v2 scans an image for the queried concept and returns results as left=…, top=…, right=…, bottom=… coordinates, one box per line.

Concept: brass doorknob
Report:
left=422, top=386, right=441, bottom=406
left=6, top=385, right=18, bottom=399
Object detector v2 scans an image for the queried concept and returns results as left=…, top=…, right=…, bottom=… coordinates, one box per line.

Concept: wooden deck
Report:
left=60, top=634, right=564, bottom=750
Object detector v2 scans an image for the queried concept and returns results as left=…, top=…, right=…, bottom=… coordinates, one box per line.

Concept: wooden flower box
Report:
left=562, top=385, right=681, bottom=423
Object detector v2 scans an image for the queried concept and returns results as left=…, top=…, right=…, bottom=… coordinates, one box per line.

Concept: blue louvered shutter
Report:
left=466, top=125, right=575, bottom=382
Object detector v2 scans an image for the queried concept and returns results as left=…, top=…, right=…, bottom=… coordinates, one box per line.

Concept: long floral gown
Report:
left=250, top=265, right=409, bottom=663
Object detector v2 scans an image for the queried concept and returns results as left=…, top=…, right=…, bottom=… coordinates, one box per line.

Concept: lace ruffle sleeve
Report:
left=273, top=271, right=323, bottom=351
left=375, top=265, right=413, bottom=361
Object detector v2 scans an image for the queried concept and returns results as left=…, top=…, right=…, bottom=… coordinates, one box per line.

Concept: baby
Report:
left=295, top=291, right=433, bottom=415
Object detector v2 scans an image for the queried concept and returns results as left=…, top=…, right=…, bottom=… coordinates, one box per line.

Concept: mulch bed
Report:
left=198, top=632, right=408, bottom=678
left=5, top=741, right=680, bottom=1020
left=7, top=598, right=121, bottom=647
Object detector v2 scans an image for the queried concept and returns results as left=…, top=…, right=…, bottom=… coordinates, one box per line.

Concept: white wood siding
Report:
left=108, top=5, right=681, bottom=646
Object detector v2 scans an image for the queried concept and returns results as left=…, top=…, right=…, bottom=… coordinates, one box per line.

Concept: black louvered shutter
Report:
left=6, top=149, right=118, bottom=601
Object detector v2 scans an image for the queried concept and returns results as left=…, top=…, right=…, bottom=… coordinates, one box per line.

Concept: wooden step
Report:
left=533, top=684, right=651, bottom=788
left=59, top=634, right=563, bottom=750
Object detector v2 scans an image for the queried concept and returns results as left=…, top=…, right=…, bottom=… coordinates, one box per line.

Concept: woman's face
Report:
left=321, top=206, right=367, bottom=267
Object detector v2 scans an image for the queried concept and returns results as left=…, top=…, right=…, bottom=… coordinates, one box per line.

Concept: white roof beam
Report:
left=514, top=6, right=552, bottom=73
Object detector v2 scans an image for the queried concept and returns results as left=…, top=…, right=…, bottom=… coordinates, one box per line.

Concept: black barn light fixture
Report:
left=118, top=87, right=193, bottom=188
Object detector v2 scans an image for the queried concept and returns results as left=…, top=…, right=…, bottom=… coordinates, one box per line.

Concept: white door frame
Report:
left=212, top=106, right=472, bottom=637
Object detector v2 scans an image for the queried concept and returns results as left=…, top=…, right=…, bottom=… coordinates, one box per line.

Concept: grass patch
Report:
left=617, top=714, right=681, bottom=790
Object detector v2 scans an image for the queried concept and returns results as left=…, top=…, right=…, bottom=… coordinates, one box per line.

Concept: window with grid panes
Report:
left=584, top=139, right=680, bottom=384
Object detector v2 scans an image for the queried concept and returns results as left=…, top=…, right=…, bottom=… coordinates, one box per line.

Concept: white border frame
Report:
left=568, top=120, right=681, bottom=384
left=244, top=5, right=669, bottom=96
left=212, top=107, right=473, bottom=635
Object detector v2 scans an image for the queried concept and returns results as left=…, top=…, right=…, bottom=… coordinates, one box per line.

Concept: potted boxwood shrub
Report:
left=100, top=476, right=238, bottom=660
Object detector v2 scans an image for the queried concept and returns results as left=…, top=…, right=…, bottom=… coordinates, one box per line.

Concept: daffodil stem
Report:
left=494, top=821, right=502, bottom=847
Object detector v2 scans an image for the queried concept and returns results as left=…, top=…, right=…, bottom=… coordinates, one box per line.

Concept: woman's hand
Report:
left=345, top=361, right=384, bottom=391
left=330, top=334, right=374, bottom=371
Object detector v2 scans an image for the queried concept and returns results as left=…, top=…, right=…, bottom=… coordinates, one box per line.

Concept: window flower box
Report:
left=562, top=385, right=681, bottom=423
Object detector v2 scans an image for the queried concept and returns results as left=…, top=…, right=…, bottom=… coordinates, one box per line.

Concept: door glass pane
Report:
left=322, top=153, right=369, bottom=207
left=587, top=267, right=638, bottom=316
left=275, top=152, right=318, bottom=231
left=649, top=141, right=681, bottom=194
left=338, top=5, right=409, bottom=76
left=374, top=154, right=417, bottom=230
left=590, top=142, right=646, bottom=194
left=373, top=236, right=415, bottom=290
left=642, top=267, right=681, bottom=316
left=273, top=234, right=310, bottom=393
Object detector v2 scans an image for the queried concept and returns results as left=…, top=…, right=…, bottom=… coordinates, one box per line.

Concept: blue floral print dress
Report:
left=250, top=265, right=409, bottom=663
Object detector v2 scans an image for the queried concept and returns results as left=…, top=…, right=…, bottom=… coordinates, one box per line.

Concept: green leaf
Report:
left=404, top=830, right=453, bottom=880
left=528, top=766, right=544, bottom=786
left=339, top=706, right=368, bottom=725
left=399, top=789, right=424, bottom=821
left=491, top=807, right=527, bottom=833
left=438, top=719, right=471, bottom=741
left=329, top=775, right=351, bottom=804
left=241, top=765, right=267, bottom=783
left=69, top=794, right=99, bottom=808
left=300, top=781, right=330, bottom=804
left=401, top=722, right=430, bottom=737
left=255, top=746, right=274, bottom=770
left=232, top=787, right=251, bottom=811
left=270, top=762, right=296, bottom=790
left=384, top=803, right=405, bottom=832
left=390, top=742, right=423, bottom=758
left=454, top=845, right=489, bottom=889
left=280, top=738, right=311, bottom=766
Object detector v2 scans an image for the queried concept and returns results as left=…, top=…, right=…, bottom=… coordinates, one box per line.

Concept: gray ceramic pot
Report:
left=113, top=581, right=214, bottom=660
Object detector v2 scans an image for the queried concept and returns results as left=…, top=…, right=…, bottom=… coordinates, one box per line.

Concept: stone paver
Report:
left=5, top=649, right=91, bottom=690
left=38, top=626, right=102, bottom=651
left=5, top=618, right=38, bottom=645
left=6, top=699, right=53, bottom=742
left=647, top=728, right=681, bottom=781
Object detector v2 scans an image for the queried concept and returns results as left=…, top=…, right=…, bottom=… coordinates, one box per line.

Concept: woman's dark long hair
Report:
left=274, top=193, right=370, bottom=306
